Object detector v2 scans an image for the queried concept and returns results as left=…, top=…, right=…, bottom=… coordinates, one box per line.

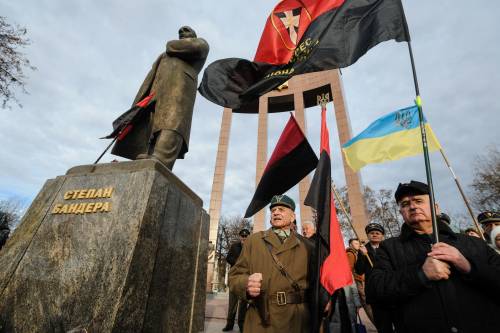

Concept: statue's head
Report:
left=178, top=26, right=197, bottom=39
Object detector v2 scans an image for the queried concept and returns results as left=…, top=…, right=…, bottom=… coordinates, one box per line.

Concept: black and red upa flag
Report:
left=102, top=93, right=155, bottom=142
left=199, top=0, right=409, bottom=113
left=304, top=105, right=352, bottom=332
left=244, top=114, right=318, bottom=217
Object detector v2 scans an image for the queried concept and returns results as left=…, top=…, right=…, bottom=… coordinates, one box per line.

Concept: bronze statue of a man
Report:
left=111, top=26, right=209, bottom=169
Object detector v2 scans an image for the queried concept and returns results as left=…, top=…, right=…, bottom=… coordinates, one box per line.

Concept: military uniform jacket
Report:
left=112, top=37, right=209, bottom=160
left=228, top=229, right=313, bottom=333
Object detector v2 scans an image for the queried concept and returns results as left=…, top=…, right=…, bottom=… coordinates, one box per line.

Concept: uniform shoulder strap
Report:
left=263, top=239, right=301, bottom=292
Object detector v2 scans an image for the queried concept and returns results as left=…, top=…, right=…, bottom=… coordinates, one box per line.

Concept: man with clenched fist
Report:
left=228, top=194, right=313, bottom=333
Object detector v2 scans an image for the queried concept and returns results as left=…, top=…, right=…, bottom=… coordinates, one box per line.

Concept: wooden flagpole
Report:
left=331, top=182, right=374, bottom=267
left=439, top=149, right=485, bottom=239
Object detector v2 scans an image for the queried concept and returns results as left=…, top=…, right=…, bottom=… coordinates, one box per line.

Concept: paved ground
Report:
left=204, top=292, right=241, bottom=332
left=204, top=292, right=377, bottom=333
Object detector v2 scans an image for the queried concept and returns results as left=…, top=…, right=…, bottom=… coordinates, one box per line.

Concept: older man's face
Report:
left=302, top=224, right=315, bottom=238
left=270, top=205, right=295, bottom=229
left=367, top=231, right=384, bottom=244
left=399, top=194, right=436, bottom=234
left=484, top=221, right=500, bottom=234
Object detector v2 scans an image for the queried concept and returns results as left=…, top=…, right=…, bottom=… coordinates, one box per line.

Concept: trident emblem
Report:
left=317, top=93, right=330, bottom=107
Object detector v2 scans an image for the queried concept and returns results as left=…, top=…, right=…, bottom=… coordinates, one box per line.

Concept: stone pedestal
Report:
left=0, top=160, right=209, bottom=333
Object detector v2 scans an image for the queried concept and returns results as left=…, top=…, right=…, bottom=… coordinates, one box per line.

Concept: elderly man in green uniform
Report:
left=111, top=26, right=209, bottom=169
left=229, top=195, right=313, bottom=333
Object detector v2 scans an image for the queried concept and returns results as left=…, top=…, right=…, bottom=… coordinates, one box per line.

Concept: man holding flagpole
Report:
left=366, top=181, right=500, bottom=333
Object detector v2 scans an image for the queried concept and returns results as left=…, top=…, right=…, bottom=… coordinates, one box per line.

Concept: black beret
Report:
left=439, top=213, right=451, bottom=225
left=269, top=194, right=295, bottom=211
left=365, top=223, right=385, bottom=235
left=395, top=180, right=430, bottom=203
left=477, top=211, right=500, bottom=225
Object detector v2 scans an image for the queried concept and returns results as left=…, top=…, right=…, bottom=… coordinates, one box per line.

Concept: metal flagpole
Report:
left=94, top=93, right=155, bottom=165
left=331, top=182, right=374, bottom=267
left=439, top=149, right=485, bottom=239
left=94, top=137, right=118, bottom=164
left=312, top=103, right=327, bottom=333
left=400, top=1, right=440, bottom=243
left=313, top=219, right=321, bottom=333
left=410, top=56, right=439, bottom=244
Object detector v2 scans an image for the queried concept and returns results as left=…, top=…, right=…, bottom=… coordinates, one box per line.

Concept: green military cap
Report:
left=269, top=194, right=295, bottom=211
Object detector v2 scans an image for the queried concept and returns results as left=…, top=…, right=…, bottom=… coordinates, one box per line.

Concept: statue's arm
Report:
left=166, top=38, right=209, bottom=61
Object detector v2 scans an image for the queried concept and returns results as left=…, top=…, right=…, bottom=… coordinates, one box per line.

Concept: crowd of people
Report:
left=222, top=180, right=500, bottom=332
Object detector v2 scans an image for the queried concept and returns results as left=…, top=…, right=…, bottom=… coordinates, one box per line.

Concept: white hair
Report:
left=491, top=226, right=500, bottom=251
left=302, top=221, right=316, bottom=231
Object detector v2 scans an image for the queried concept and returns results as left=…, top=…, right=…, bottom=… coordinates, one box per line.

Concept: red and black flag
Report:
left=244, top=114, right=318, bottom=217
left=304, top=105, right=352, bottom=332
left=102, top=93, right=155, bottom=141
left=199, top=0, right=409, bottom=112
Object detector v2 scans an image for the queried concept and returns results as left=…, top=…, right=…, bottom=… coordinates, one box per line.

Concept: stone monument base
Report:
left=0, top=160, right=209, bottom=332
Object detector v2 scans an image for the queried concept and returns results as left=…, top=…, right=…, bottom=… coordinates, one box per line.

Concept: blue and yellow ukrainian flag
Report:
left=342, top=105, right=441, bottom=171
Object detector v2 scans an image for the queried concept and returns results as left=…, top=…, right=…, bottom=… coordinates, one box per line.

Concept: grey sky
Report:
left=1, top=0, right=499, bottom=225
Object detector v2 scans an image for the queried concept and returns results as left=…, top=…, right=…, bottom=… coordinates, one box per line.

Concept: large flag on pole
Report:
left=305, top=105, right=353, bottom=332
left=244, top=114, right=318, bottom=217
left=342, top=105, right=442, bottom=171
left=199, top=0, right=409, bottom=112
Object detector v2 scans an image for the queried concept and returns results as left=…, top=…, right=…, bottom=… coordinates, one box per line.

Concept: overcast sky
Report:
left=1, top=0, right=499, bottom=226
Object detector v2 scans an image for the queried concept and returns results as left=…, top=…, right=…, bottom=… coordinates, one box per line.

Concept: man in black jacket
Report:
left=355, top=223, right=395, bottom=332
left=367, top=180, right=500, bottom=333
left=223, top=228, right=250, bottom=332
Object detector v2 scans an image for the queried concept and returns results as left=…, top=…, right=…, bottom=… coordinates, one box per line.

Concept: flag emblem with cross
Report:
left=275, top=8, right=302, bottom=46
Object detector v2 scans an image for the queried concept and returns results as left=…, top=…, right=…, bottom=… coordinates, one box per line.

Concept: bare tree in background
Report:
left=470, top=147, right=500, bottom=211
left=0, top=16, right=36, bottom=108
left=0, top=198, right=25, bottom=229
left=364, top=187, right=402, bottom=237
left=334, top=185, right=403, bottom=239
left=0, top=198, right=26, bottom=249
left=217, top=215, right=253, bottom=259
left=448, top=213, right=472, bottom=233
left=214, top=215, right=252, bottom=290
left=333, top=185, right=356, bottom=240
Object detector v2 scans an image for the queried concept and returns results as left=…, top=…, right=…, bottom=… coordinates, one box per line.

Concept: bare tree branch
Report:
left=470, top=146, right=500, bottom=211
left=0, top=16, right=36, bottom=109
left=334, top=185, right=403, bottom=239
